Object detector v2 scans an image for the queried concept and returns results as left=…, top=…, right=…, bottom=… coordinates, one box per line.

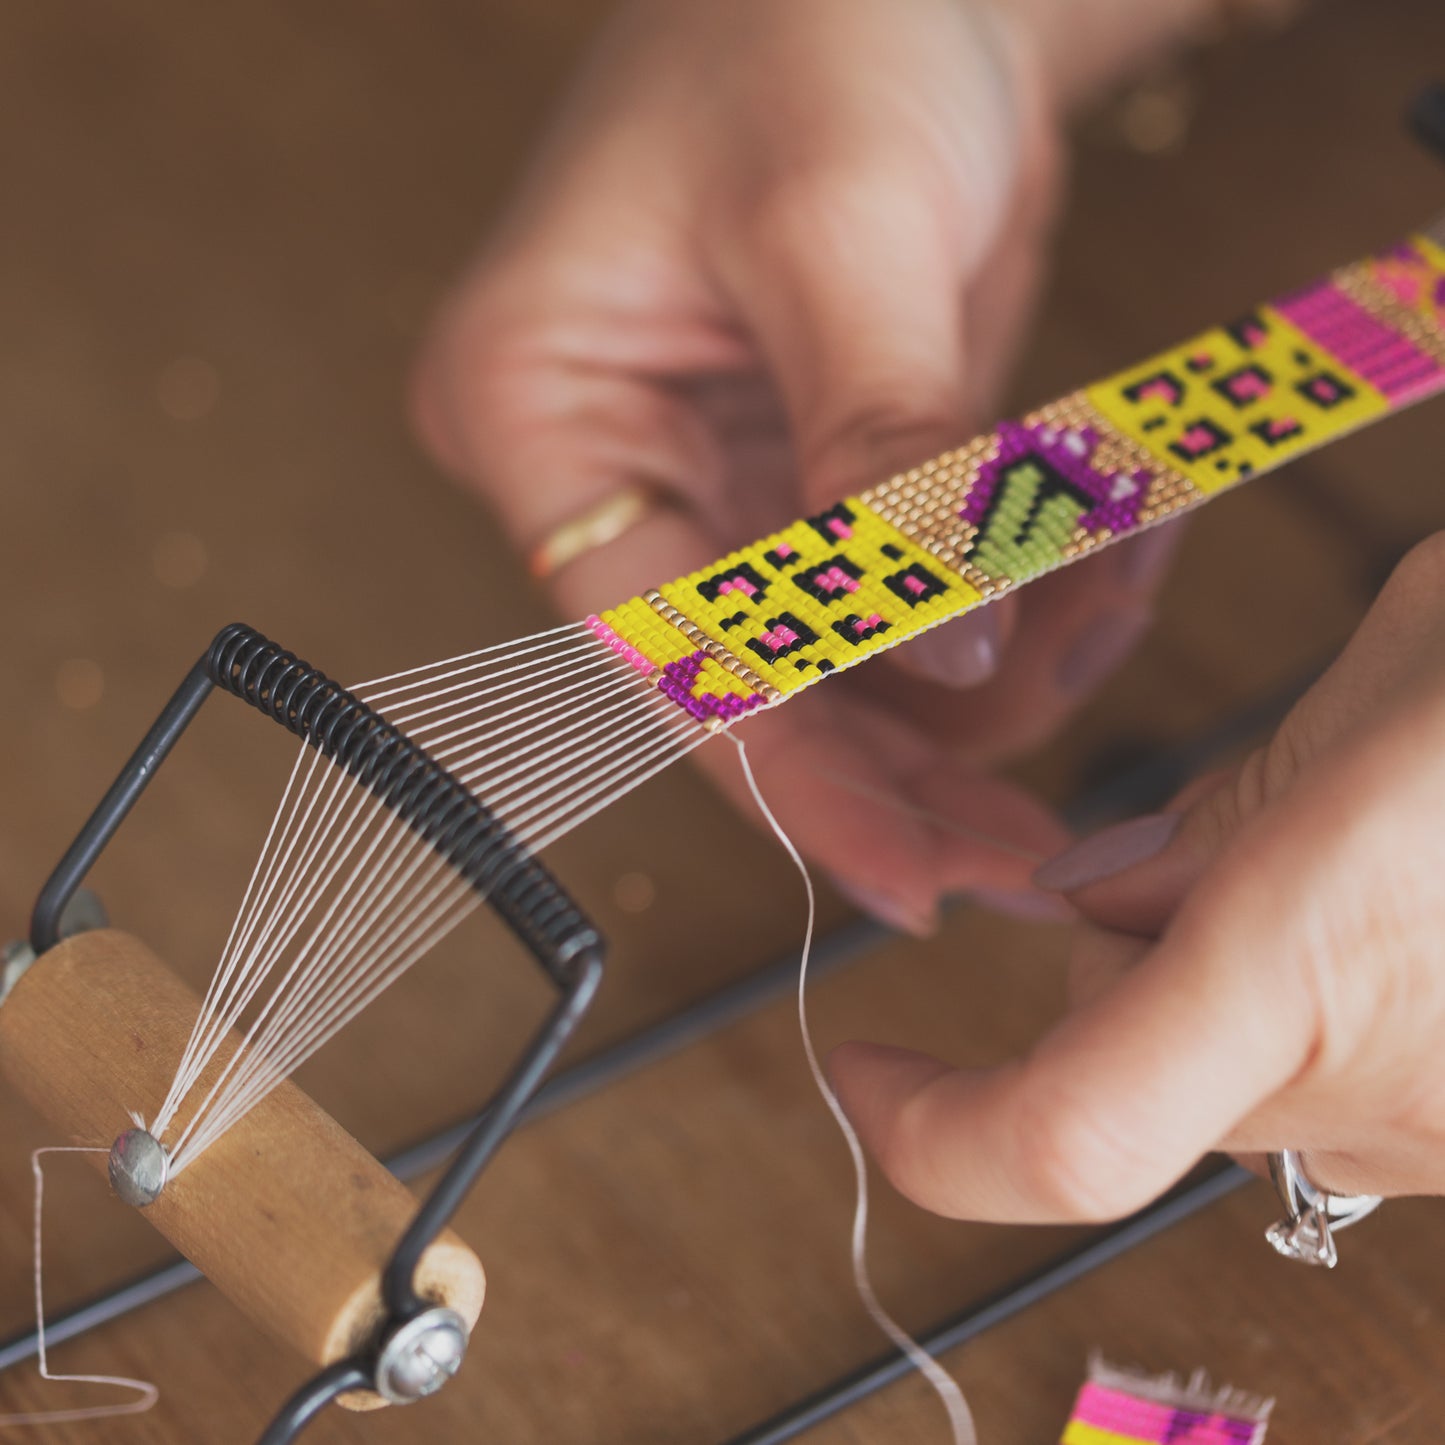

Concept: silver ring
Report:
left=1265, top=1149, right=1382, bottom=1267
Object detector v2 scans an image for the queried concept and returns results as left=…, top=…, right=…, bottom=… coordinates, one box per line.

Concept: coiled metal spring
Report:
left=204, top=623, right=599, bottom=987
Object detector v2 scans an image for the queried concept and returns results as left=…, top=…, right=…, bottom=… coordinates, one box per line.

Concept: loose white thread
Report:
left=0, top=1148, right=158, bottom=1427
left=727, top=734, right=977, bottom=1445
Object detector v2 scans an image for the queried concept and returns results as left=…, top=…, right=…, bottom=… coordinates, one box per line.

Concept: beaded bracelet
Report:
left=588, top=225, right=1445, bottom=725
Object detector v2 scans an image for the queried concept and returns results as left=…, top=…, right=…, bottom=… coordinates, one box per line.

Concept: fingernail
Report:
left=1032, top=812, right=1181, bottom=892
left=967, top=886, right=1076, bottom=923
left=832, top=878, right=938, bottom=938
left=1057, top=611, right=1151, bottom=696
left=828, top=1039, right=947, bottom=1089
left=897, top=609, right=1001, bottom=689
left=831, top=1039, right=918, bottom=1070
left=1118, top=524, right=1181, bottom=590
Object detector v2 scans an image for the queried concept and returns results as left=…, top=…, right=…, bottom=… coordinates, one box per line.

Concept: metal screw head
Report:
left=374, top=1308, right=469, bottom=1405
left=109, top=1128, right=169, bottom=1208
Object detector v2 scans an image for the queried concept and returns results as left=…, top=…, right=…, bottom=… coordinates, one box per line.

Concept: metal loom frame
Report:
left=21, top=623, right=606, bottom=1443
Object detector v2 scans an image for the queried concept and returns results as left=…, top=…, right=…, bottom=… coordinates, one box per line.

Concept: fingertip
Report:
left=1116, top=520, right=1184, bottom=593
left=827, top=1041, right=952, bottom=1134
left=967, top=885, right=1075, bottom=924
left=828, top=1043, right=988, bottom=1218
left=1032, top=812, right=1182, bottom=894
left=889, top=609, right=1002, bottom=690
left=830, top=876, right=939, bottom=938
left=826, top=1038, right=883, bottom=1097
left=868, top=760, right=1069, bottom=898
left=709, top=705, right=958, bottom=933
left=829, top=1037, right=931, bottom=1074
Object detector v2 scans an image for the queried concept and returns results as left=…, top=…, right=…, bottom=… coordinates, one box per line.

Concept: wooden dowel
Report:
left=0, top=929, right=485, bottom=1409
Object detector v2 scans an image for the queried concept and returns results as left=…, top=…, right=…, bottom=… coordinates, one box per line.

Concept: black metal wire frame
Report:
left=255, top=1362, right=374, bottom=1445
left=19, top=623, right=607, bottom=1443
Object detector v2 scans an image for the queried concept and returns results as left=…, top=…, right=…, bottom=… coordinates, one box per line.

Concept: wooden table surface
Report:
left=3, top=2, right=1445, bottom=1441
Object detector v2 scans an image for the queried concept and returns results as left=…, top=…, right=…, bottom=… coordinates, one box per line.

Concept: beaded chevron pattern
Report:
left=590, top=229, right=1445, bottom=725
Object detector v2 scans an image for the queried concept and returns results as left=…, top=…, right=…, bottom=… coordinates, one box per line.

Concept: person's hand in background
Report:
left=833, top=533, right=1445, bottom=1220
left=413, top=0, right=1220, bottom=933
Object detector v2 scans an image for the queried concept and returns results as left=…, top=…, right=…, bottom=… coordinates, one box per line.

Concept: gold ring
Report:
left=527, top=483, right=665, bottom=580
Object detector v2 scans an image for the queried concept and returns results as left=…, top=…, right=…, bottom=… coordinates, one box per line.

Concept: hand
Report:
left=832, top=534, right=1445, bottom=1220
left=412, top=0, right=1190, bottom=931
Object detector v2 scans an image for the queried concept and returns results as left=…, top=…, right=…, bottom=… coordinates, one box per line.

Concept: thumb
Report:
left=709, top=169, right=1016, bottom=685
left=828, top=856, right=1315, bottom=1224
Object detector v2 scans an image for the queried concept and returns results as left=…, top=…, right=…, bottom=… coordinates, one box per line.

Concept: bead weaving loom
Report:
left=2, top=89, right=1444, bottom=1445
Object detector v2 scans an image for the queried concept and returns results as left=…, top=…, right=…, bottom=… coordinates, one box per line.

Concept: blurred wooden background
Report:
left=2, top=2, right=1445, bottom=1441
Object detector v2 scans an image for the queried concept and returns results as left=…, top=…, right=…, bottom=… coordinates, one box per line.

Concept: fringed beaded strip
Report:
left=593, top=228, right=1445, bottom=725
left=1060, top=1358, right=1273, bottom=1444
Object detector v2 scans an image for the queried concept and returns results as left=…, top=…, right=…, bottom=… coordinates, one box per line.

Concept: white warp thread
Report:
left=727, top=734, right=977, bottom=1445
left=150, top=624, right=711, bottom=1172
left=0, top=1148, right=158, bottom=1428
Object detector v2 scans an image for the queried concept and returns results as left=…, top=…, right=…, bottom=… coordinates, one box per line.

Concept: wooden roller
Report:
left=0, top=929, right=485, bottom=1408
